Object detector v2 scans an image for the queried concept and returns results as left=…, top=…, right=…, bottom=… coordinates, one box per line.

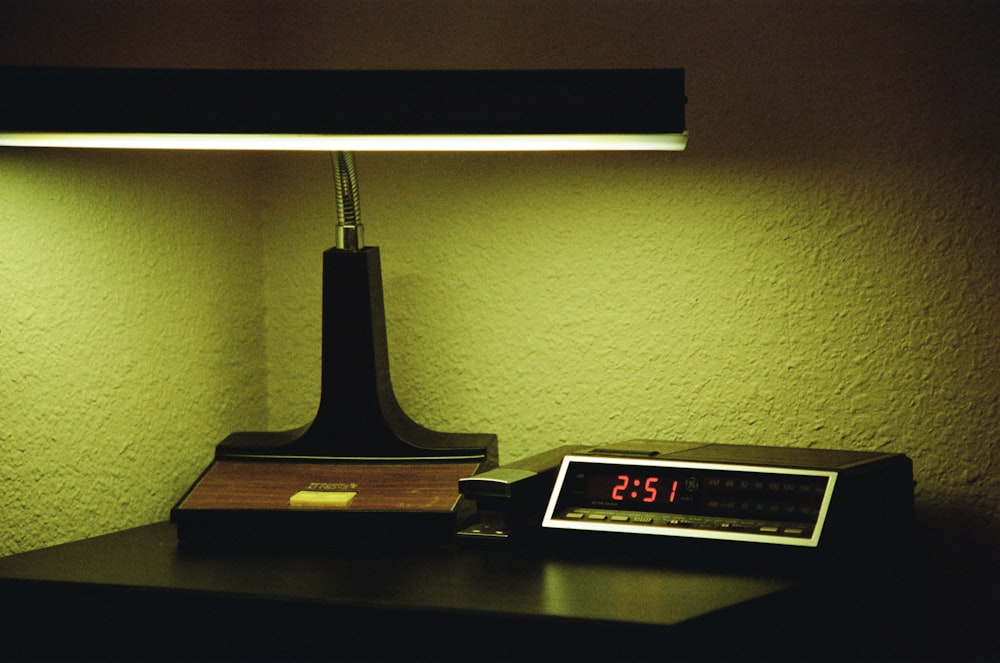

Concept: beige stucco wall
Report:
left=1, top=150, right=268, bottom=554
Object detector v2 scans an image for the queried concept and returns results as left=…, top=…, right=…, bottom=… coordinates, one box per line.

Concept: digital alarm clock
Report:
left=540, top=441, right=914, bottom=550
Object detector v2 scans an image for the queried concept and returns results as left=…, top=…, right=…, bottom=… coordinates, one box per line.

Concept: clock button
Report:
left=586, top=514, right=607, bottom=521
left=610, top=515, right=630, bottom=522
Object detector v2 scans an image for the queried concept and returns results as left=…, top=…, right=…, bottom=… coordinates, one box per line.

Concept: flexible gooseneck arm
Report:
left=332, top=151, right=364, bottom=251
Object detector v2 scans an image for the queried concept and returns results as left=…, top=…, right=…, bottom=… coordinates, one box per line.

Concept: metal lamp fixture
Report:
left=0, top=66, right=687, bottom=545
left=0, top=67, right=687, bottom=150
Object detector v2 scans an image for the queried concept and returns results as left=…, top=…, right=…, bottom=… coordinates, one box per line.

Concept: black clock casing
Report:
left=541, top=441, right=914, bottom=552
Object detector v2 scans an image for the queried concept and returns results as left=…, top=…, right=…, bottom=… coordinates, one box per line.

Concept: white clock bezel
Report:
left=541, top=454, right=838, bottom=548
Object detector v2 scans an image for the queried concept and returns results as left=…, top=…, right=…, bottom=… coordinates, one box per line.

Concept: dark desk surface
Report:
left=0, top=522, right=932, bottom=661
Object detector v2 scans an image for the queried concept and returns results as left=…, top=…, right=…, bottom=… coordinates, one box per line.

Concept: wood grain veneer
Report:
left=177, top=459, right=481, bottom=512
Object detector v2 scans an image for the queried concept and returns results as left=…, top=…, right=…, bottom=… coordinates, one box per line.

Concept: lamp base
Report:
left=171, top=246, right=497, bottom=545
left=172, top=458, right=483, bottom=547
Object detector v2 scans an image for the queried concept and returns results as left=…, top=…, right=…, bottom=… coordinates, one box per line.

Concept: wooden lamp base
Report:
left=171, top=246, right=497, bottom=546
left=173, top=459, right=484, bottom=546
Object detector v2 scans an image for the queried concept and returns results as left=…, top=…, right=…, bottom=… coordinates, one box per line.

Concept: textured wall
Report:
left=0, top=151, right=268, bottom=556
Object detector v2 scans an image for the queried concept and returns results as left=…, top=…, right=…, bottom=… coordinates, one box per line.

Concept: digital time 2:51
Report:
left=611, top=475, right=679, bottom=504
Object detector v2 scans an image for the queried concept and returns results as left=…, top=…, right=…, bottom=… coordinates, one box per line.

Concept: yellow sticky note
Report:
left=289, top=490, right=357, bottom=508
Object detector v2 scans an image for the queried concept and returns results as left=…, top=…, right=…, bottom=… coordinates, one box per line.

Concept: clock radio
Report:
left=541, top=441, right=914, bottom=551
left=459, top=440, right=914, bottom=553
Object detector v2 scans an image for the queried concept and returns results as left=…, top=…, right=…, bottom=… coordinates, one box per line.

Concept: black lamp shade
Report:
left=0, top=67, right=686, bottom=149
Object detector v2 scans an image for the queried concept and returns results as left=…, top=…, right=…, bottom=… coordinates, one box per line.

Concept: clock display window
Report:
left=563, top=462, right=829, bottom=524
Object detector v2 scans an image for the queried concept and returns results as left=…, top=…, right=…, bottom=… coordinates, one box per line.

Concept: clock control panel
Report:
left=542, top=455, right=836, bottom=547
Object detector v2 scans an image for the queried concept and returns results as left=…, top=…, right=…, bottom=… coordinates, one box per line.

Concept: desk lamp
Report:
left=0, top=67, right=687, bottom=544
